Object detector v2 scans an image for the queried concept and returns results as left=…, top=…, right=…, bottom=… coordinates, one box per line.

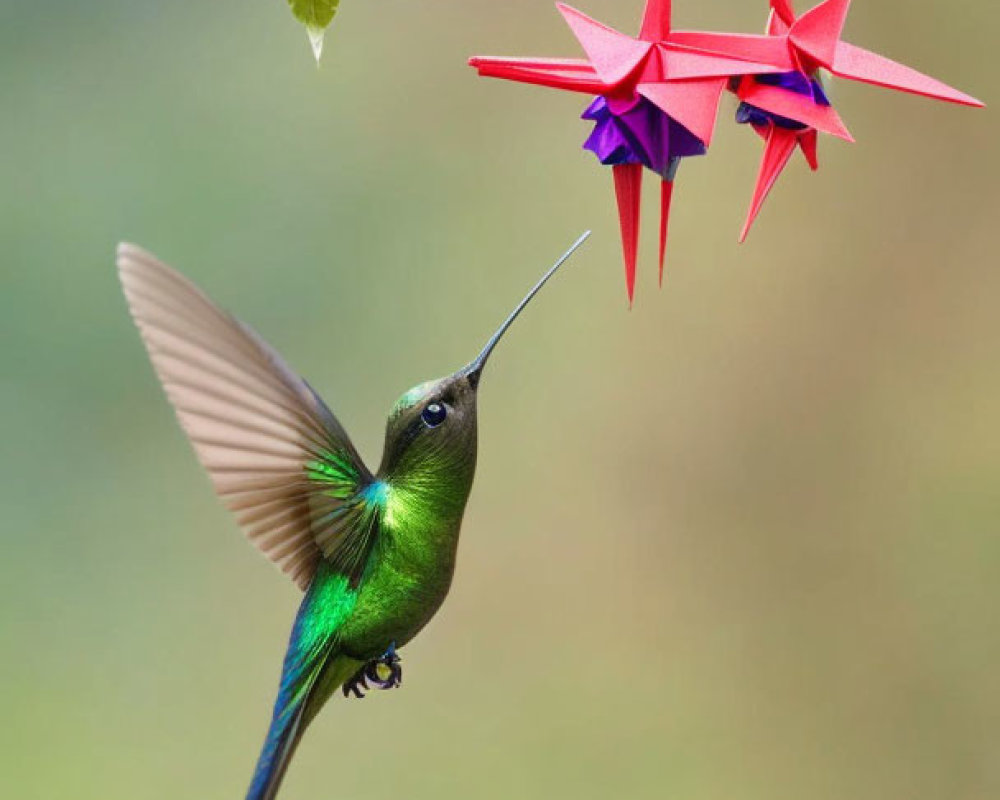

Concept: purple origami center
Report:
left=582, top=95, right=706, bottom=180
left=736, top=71, right=831, bottom=131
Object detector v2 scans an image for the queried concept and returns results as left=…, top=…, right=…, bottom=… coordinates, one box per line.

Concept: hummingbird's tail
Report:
left=246, top=652, right=360, bottom=800
left=245, top=679, right=310, bottom=800
left=246, top=564, right=365, bottom=800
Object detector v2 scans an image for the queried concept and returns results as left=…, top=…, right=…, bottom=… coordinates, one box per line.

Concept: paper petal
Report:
left=469, top=56, right=595, bottom=72
left=613, top=164, right=643, bottom=305
left=469, top=56, right=608, bottom=94
left=638, top=78, right=726, bottom=146
left=557, top=3, right=652, bottom=85
left=663, top=44, right=784, bottom=80
left=768, top=8, right=794, bottom=37
left=640, top=0, right=672, bottom=42
left=770, top=0, right=798, bottom=26
left=659, top=178, right=675, bottom=284
left=789, top=0, right=851, bottom=68
left=739, top=80, right=854, bottom=140
left=740, top=127, right=799, bottom=242
left=667, top=31, right=795, bottom=71
left=800, top=128, right=820, bottom=170
left=832, top=42, right=984, bottom=107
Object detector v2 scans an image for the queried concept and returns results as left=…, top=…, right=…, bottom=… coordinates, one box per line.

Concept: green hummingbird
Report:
left=117, top=232, right=590, bottom=800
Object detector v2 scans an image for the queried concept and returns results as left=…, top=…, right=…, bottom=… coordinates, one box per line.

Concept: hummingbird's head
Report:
left=376, top=232, right=591, bottom=497
left=379, top=372, right=481, bottom=483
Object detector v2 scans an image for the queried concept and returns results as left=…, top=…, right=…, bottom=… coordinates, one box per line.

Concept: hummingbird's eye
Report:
left=421, top=403, right=447, bottom=429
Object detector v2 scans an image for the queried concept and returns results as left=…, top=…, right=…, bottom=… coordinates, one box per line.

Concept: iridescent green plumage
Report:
left=117, top=233, right=588, bottom=800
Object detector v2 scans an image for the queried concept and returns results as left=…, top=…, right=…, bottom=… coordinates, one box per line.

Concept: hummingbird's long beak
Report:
left=463, top=231, right=591, bottom=390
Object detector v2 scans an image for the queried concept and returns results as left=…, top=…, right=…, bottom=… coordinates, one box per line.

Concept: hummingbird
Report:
left=117, top=232, right=590, bottom=800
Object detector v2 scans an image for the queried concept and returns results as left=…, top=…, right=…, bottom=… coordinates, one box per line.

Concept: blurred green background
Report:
left=2, top=1, right=998, bottom=798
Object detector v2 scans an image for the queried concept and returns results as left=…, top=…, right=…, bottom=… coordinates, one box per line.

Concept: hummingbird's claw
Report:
left=342, top=643, right=402, bottom=699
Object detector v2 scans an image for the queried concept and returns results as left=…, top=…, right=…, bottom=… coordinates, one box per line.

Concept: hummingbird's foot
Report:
left=342, top=643, right=402, bottom=699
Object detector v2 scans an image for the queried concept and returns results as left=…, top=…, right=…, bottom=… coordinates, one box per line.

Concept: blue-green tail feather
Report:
left=246, top=687, right=308, bottom=800
left=246, top=620, right=330, bottom=800
left=246, top=568, right=359, bottom=800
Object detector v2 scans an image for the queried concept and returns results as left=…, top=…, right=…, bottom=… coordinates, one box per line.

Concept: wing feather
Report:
left=118, top=243, right=373, bottom=590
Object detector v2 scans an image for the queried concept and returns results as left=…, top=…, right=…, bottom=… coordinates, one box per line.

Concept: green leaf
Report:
left=287, top=0, right=341, bottom=63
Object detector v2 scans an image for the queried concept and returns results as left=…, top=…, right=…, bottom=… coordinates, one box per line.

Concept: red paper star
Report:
left=692, top=0, right=984, bottom=239
left=471, top=1, right=783, bottom=302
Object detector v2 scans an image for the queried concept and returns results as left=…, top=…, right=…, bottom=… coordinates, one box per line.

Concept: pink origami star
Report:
left=471, top=0, right=982, bottom=303
left=677, top=0, right=984, bottom=239
left=471, top=0, right=782, bottom=303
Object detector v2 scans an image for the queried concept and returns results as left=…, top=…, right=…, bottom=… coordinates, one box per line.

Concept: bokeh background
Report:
left=2, top=1, right=998, bottom=798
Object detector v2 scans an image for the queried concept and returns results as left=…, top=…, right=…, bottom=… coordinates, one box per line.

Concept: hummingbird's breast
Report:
left=337, top=480, right=468, bottom=660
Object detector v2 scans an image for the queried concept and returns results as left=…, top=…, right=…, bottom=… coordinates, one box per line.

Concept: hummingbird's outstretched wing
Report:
left=118, top=243, right=380, bottom=590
